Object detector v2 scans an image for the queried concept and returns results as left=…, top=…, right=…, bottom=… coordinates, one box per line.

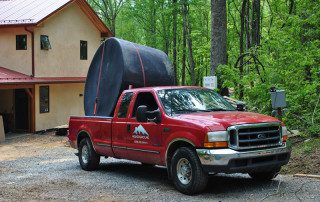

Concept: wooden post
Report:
left=30, top=87, right=35, bottom=133
left=0, top=115, right=5, bottom=143
left=24, top=87, right=35, bottom=133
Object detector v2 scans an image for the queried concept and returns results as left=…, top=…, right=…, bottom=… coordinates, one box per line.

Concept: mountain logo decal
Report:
left=132, top=125, right=149, bottom=140
left=133, top=125, right=149, bottom=136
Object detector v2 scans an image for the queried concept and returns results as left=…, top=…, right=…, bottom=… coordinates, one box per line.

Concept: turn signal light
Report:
left=282, top=135, right=288, bottom=142
left=281, top=126, right=289, bottom=142
left=204, top=141, right=228, bottom=148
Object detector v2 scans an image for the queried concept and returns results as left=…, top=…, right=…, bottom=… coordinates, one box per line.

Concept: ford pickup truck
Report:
left=68, top=86, right=290, bottom=195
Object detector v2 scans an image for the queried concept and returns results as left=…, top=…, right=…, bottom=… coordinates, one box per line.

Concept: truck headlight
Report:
left=204, top=131, right=228, bottom=148
left=281, top=126, right=288, bottom=142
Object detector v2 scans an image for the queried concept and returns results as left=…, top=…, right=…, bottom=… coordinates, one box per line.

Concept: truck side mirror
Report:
left=136, top=105, right=148, bottom=122
left=148, top=109, right=161, bottom=124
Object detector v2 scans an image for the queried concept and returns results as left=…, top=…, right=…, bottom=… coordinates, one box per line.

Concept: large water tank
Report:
left=84, top=37, right=175, bottom=116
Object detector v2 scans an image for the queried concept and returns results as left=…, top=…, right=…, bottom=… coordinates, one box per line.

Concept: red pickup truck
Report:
left=68, top=86, right=290, bottom=195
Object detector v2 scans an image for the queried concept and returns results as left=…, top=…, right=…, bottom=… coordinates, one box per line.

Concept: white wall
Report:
left=35, top=83, right=85, bottom=131
left=0, top=27, right=32, bottom=75
left=34, top=3, right=101, bottom=77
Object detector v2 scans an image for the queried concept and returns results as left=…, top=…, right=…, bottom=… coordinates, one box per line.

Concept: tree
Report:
left=88, top=0, right=124, bottom=36
left=210, top=0, right=227, bottom=76
left=251, top=0, right=260, bottom=46
left=172, top=0, right=178, bottom=84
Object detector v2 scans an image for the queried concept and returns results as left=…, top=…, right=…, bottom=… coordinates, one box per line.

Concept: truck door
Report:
left=126, top=92, right=162, bottom=164
left=112, top=92, right=134, bottom=159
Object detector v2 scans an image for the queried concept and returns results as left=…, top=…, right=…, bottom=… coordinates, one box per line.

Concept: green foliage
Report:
left=222, top=0, right=320, bottom=137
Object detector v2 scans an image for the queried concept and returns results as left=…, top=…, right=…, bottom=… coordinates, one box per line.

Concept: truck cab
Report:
left=68, top=86, right=290, bottom=195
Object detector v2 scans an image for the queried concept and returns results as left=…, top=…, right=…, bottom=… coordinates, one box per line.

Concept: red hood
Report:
left=176, top=111, right=280, bottom=131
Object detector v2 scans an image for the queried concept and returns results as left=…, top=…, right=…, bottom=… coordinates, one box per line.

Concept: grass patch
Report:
left=291, top=137, right=320, bottom=155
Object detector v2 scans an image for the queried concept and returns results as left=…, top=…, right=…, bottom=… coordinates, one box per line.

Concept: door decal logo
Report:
left=132, top=124, right=149, bottom=140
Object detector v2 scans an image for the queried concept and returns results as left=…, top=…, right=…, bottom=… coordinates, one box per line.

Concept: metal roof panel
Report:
left=0, top=66, right=85, bottom=84
left=0, top=0, right=70, bottom=25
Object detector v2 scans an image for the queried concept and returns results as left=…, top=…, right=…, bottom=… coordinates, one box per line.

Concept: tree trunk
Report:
left=111, top=17, right=116, bottom=36
left=210, top=0, right=227, bottom=76
left=245, top=0, right=251, bottom=50
left=183, top=1, right=195, bottom=85
left=172, top=0, right=178, bottom=84
left=252, top=0, right=260, bottom=46
left=181, top=2, right=187, bottom=86
left=239, top=0, right=248, bottom=100
left=146, top=0, right=157, bottom=47
left=288, top=0, right=296, bottom=14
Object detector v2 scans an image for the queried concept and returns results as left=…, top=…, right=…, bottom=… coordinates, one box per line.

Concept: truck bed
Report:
left=68, top=116, right=113, bottom=156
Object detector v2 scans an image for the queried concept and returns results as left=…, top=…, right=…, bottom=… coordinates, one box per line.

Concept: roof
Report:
left=0, top=66, right=85, bottom=84
left=0, top=0, right=113, bottom=37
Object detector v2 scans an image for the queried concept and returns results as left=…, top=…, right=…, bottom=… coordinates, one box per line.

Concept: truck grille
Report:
left=228, top=123, right=282, bottom=150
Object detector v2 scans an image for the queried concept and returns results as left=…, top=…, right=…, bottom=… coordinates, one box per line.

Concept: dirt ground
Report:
left=0, top=133, right=319, bottom=201
left=282, top=137, right=320, bottom=175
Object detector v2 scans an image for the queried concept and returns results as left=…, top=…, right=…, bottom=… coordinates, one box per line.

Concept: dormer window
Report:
left=40, top=35, right=51, bottom=50
left=16, top=35, right=27, bottom=50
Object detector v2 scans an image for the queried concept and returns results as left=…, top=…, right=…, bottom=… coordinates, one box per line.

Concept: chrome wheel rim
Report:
left=81, top=145, right=89, bottom=164
left=176, top=158, right=192, bottom=185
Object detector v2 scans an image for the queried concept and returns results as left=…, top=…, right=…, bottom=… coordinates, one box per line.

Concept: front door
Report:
left=126, top=92, right=162, bottom=164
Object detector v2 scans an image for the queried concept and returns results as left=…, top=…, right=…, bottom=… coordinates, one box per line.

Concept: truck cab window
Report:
left=132, top=92, right=158, bottom=117
left=118, top=92, right=133, bottom=118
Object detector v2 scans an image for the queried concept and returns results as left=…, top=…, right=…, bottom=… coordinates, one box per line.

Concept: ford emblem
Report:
left=257, top=133, right=266, bottom=139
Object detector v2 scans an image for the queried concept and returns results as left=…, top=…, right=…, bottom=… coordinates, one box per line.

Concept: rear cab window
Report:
left=117, top=92, right=133, bottom=118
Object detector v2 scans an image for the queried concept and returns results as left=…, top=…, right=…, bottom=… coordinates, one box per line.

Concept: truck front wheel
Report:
left=171, top=147, right=208, bottom=195
left=248, top=167, right=280, bottom=181
left=78, top=138, right=100, bottom=171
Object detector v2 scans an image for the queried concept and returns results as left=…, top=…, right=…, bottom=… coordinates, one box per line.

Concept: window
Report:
left=16, top=35, right=27, bottom=50
left=132, top=92, right=159, bottom=117
left=117, top=92, right=133, bottom=118
left=40, top=35, right=51, bottom=50
left=80, top=40, right=87, bottom=60
left=157, top=88, right=235, bottom=116
left=40, top=86, right=49, bottom=113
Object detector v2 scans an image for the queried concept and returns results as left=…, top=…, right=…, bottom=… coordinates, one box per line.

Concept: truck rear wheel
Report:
left=78, top=138, right=100, bottom=171
left=171, top=147, right=208, bottom=195
left=248, top=167, right=280, bottom=181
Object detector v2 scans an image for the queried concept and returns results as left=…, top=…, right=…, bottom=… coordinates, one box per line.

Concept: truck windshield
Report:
left=157, top=88, right=236, bottom=115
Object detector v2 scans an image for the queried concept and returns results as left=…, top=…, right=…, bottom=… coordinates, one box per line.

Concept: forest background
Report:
left=87, top=0, right=319, bottom=138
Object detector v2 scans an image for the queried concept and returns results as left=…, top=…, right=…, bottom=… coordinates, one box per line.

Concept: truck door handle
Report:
left=127, top=124, right=131, bottom=132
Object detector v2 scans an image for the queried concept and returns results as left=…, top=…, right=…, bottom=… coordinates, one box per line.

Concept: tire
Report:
left=171, top=147, right=208, bottom=195
left=249, top=167, right=280, bottom=181
left=78, top=138, right=100, bottom=171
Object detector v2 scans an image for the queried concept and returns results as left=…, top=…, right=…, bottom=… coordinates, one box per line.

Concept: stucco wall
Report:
left=35, top=83, right=85, bottom=131
left=34, top=3, right=101, bottom=77
left=0, top=27, right=32, bottom=75
left=0, top=90, right=13, bottom=113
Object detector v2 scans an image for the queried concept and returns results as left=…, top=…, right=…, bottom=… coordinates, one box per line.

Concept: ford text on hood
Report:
left=68, top=86, right=291, bottom=195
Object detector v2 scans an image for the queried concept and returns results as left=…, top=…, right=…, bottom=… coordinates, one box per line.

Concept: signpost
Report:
left=203, top=76, right=217, bottom=90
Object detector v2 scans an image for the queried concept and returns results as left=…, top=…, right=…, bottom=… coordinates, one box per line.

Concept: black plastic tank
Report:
left=84, top=37, right=175, bottom=116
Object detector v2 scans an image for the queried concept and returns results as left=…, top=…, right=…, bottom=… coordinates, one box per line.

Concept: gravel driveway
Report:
left=0, top=133, right=319, bottom=201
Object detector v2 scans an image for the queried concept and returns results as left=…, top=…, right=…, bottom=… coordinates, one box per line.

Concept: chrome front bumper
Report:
left=196, top=145, right=291, bottom=173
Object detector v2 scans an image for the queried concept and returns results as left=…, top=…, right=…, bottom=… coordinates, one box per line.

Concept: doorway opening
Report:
left=0, top=88, right=33, bottom=134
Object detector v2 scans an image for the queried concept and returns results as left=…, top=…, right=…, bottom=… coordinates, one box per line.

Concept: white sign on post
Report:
left=203, top=76, right=217, bottom=90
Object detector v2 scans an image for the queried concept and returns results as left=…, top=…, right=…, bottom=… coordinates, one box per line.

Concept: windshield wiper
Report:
left=173, top=109, right=210, bottom=113
left=207, top=108, right=232, bottom=111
